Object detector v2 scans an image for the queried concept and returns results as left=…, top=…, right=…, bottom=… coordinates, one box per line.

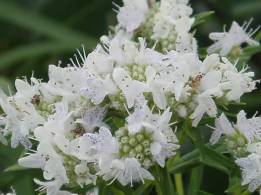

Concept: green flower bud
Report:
left=136, top=133, right=145, bottom=142
left=129, top=149, right=136, bottom=158
left=129, top=137, right=137, bottom=146
left=121, top=136, right=129, bottom=144
left=142, top=140, right=150, bottom=148
left=122, top=145, right=131, bottom=153
left=135, top=144, right=143, bottom=153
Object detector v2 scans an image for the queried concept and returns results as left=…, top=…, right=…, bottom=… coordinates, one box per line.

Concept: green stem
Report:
left=174, top=172, right=184, bottom=195
left=174, top=154, right=184, bottom=195
left=241, top=190, right=251, bottom=195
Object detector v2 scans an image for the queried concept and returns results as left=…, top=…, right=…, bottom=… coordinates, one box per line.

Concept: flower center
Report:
left=225, top=131, right=248, bottom=157
left=116, top=128, right=154, bottom=168
left=31, top=95, right=54, bottom=118
left=125, top=64, right=147, bottom=82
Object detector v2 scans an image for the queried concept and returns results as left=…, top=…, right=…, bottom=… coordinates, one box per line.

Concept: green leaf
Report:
left=231, top=0, right=261, bottom=17
left=196, top=191, right=213, bottom=195
left=0, top=41, right=89, bottom=70
left=0, top=1, right=97, bottom=44
left=226, top=176, right=247, bottom=194
left=255, top=31, right=261, bottom=41
left=153, top=166, right=178, bottom=195
left=167, top=150, right=200, bottom=174
left=198, top=48, right=207, bottom=60
left=240, top=45, right=261, bottom=63
left=135, top=181, right=153, bottom=195
left=188, top=165, right=204, bottom=195
left=62, top=184, right=94, bottom=193
left=0, top=169, right=39, bottom=190
left=4, top=164, right=29, bottom=172
left=183, top=120, right=239, bottom=175
left=98, top=184, right=113, bottom=195
left=13, top=174, right=35, bottom=195
left=199, top=145, right=238, bottom=175
left=226, top=183, right=244, bottom=194
left=111, top=186, right=125, bottom=195
left=0, top=77, right=12, bottom=93
left=0, top=172, right=21, bottom=188
left=0, top=144, right=24, bottom=167
left=192, top=11, right=215, bottom=28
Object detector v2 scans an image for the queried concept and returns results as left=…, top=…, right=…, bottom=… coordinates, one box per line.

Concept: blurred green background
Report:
left=0, top=0, right=260, bottom=194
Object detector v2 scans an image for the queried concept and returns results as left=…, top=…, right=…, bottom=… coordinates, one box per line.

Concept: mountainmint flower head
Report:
left=70, top=103, right=179, bottom=186
left=114, top=0, right=196, bottom=52
left=0, top=0, right=260, bottom=194
left=209, top=111, right=261, bottom=157
left=116, top=0, right=149, bottom=32
left=82, top=38, right=169, bottom=110
left=236, top=142, right=261, bottom=193
left=159, top=52, right=256, bottom=126
left=208, top=19, right=260, bottom=56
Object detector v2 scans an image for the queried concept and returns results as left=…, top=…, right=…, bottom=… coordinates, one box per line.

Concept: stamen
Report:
left=124, top=103, right=131, bottom=115
left=243, top=18, right=253, bottom=31
left=74, top=54, right=81, bottom=67
left=70, top=58, right=77, bottom=67
left=206, top=124, right=216, bottom=130
left=249, top=26, right=260, bottom=37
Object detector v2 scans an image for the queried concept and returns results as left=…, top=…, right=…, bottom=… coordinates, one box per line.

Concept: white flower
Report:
left=150, top=127, right=179, bottom=167
left=74, top=127, right=148, bottom=186
left=126, top=103, right=155, bottom=134
left=190, top=69, right=223, bottom=126
left=209, top=113, right=235, bottom=145
left=83, top=45, right=113, bottom=75
left=145, top=66, right=167, bottom=109
left=112, top=68, right=148, bottom=108
left=81, top=75, right=118, bottom=105
left=14, top=79, right=39, bottom=101
left=47, top=65, right=89, bottom=100
left=220, top=59, right=256, bottom=101
left=126, top=103, right=172, bottom=134
left=208, top=20, right=260, bottom=56
left=34, top=178, right=72, bottom=195
left=74, top=162, right=97, bottom=187
left=210, top=111, right=261, bottom=145
left=163, top=51, right=200, bottom=100
left=34, top=102, right=75, bottom=143
left=99, top=158, right=154, bottom=186
left=159, top=0, right=193, bottom=19
left=152, top=0, right=195, bottom=52
left=174, top=17, right=197, bottom=53
left=19, top=141, right=68, bottom=183
left=75, top=106, right=106, bottom=133
left=190, top=95, right=217, bottom=127
left=0, top=89, right=45, bottom=148
left=71, top=126, right=119, bottom=161
left=126, top=103, right=179, bottom=167
left=236, top=111, right=261, bottom=143
left=236, top=142, right=261, bottom=193
left=116, top=0, right=149, bottom=32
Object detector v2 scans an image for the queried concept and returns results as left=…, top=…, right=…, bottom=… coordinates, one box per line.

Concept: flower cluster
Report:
left=0, top=0, right=260, bottom=194
left=115, top=0, right=196, bottom=52
left=209, top=111, right=261, bottom=193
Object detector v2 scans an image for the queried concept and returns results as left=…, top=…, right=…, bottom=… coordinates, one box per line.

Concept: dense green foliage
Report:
left=0, top=0, right=260, bottom=194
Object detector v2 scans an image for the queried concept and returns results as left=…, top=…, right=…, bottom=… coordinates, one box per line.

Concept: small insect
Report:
left=31, top=95, right=41, bottom=105
left=192, top=74, right=203, bottom=88
left=73, top=126, right=85, bottom=136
